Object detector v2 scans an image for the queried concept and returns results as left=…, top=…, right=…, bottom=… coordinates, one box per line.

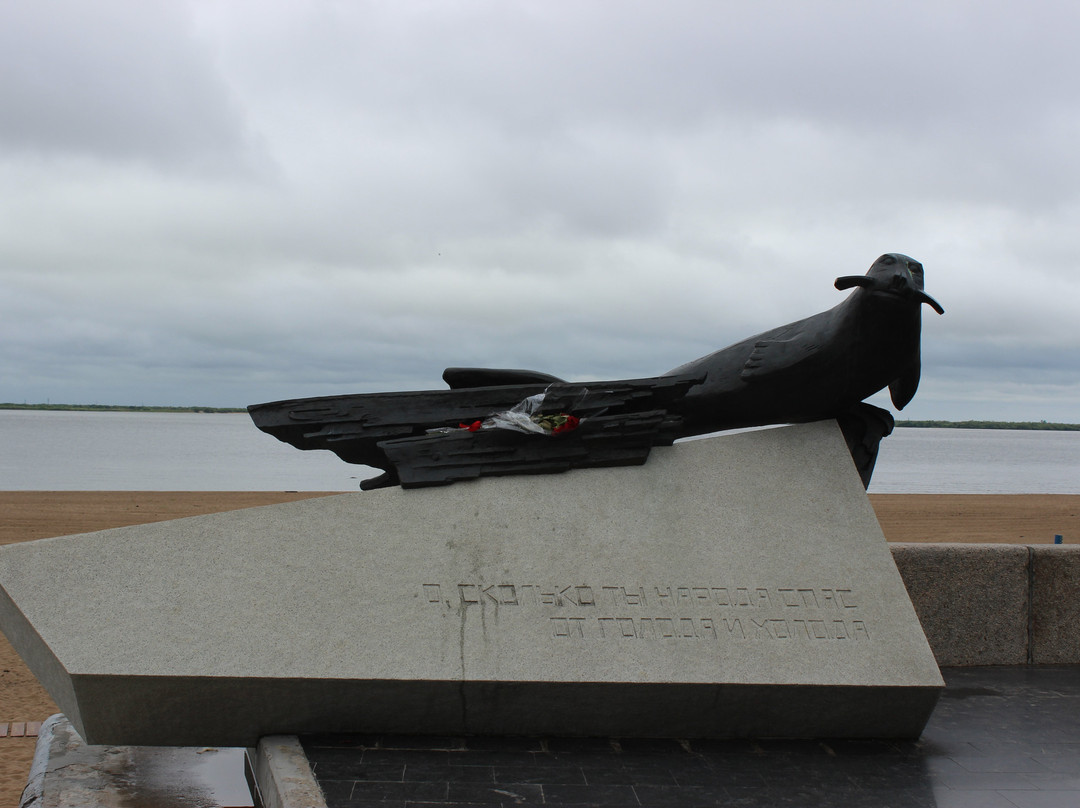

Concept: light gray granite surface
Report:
left=0, top=421, right=942, bottom=746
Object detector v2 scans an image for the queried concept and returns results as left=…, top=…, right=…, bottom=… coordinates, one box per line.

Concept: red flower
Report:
left=459, top=420, right=483, bottom=432
left=552, top=415, right=580, bottom=434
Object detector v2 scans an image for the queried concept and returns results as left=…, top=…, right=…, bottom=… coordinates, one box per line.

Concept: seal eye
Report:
left=877, top=254, right=896, bottom=266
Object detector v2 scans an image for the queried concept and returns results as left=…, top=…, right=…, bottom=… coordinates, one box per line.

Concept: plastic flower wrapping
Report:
left=431, top=391, right=582, bottom=436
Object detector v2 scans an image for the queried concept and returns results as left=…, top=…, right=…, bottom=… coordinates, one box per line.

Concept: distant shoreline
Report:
left=894, top=419, right=1080, bottom=431
left=0, top=403, right=246, bottom=414
left=1, top=403, right=1077, bottom=429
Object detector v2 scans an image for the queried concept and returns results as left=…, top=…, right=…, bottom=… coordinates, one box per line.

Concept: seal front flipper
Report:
left=739, top=339, right=821, bottom=381
left=836, top=403, right=895, bottom=489
left=888, top=355, right=921, bottom=410
left=443, top=367, right=566, bottom=389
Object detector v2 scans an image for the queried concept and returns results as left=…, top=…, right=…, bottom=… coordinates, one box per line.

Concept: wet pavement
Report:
left=23, top=715, right=253, bottom=808
left=303, top=666, right=1080, bottom=808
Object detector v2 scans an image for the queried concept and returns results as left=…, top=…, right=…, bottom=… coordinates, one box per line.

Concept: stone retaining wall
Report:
left=890, top=544, right=1080, bottom=666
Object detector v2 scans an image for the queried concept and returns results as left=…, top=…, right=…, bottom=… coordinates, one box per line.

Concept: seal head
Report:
left=835, top=253, right=944, bottom=315
left=834, top=253, right=943, bottom=411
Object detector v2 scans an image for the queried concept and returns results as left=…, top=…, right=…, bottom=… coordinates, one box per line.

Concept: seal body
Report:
left=665, top=253, right=938, bottom=436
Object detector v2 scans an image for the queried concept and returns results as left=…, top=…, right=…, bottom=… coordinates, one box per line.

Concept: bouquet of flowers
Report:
left=435, top=391, right=582, bottom=436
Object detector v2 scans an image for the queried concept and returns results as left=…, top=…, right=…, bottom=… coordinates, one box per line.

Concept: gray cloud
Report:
left=0, top=0, right=253, bottom=170
left=1, top=1, right=1078, bottom=422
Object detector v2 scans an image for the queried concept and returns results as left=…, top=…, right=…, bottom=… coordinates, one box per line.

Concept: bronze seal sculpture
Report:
left=250, top=253, right=942, bottom=489
left=666, top=252, right=943, bottom=433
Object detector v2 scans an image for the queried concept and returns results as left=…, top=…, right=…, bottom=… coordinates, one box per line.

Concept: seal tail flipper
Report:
left=443, top=367, right=567, bottom=389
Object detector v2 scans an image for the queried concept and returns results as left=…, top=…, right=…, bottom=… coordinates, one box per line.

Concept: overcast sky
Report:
left=2, top=1, right=1078, bottom=422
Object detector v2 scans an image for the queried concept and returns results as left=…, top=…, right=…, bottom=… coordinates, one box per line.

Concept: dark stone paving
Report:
left=303, top=666, right=1080, bottom=808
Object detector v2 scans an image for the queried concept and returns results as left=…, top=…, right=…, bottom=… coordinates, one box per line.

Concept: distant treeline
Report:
left=0, top=403, right=247, bottom=413
left=896, top=420, right=1080, bottom=431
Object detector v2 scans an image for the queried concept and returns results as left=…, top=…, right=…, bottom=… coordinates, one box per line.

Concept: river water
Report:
left=1, top=410, right=1077, bottom=493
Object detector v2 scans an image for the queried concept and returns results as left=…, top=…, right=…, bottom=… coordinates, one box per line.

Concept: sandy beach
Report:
left=0, top=491, right=1075, bottom=805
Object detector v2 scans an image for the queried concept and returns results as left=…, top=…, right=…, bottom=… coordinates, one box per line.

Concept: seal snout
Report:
left=881, top=269, right=944, bottom=314
left=887, top=273, right=909, bottom=292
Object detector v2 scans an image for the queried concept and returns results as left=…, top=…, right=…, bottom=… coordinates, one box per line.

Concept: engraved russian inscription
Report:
left=422, top=582, right=873, bottom=643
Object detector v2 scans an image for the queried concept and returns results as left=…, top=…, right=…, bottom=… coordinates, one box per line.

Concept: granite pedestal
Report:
left=0, top=421, right=942, bottom=746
